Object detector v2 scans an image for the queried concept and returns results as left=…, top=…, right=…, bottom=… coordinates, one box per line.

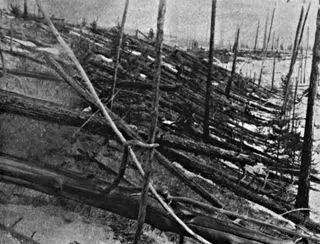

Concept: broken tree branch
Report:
left=34, top=1, right=212, bottom=243
left=104, top=146, right=130, bottom=195
left=110, top=0, right=129, bottom=109
left=0, top=153, right=292, bottom=244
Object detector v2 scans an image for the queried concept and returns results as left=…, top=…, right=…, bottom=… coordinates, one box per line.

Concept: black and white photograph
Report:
left=0, top=0, right=320, bottom=243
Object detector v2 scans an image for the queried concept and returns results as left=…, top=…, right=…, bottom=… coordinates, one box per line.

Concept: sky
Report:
left=1, top=0, right=317, bottom=48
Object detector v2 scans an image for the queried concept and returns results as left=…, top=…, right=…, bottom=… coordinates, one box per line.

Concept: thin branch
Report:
left=168, top=196, right=320, bottom=242
left=266, top=7, right=276, bottom=51
left=134, top=0, right=166, bottom=242
left=225, top=27, right=240, bottom=99
left=281, top=208, right=313, bottom=216
left=253, top=21, right=260, bottom=53
left=10, top=217, right=24, bottom=228
left=124, top=140, right=159, bottom=149
left=0, top=48, right=6, bottom=77
left=104, top=146, right=129, bottom=195
left=110, top=0, right=129, bottom=109
left=282, top=4, right=310, bottom=114
left=35, top=1, right=211, bottom=243
left=203, top=0, right=217, bottom=142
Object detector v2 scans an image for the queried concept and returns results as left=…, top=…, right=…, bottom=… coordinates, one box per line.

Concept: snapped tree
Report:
left=203, top=0, right=217, bottom=142
left=295, top=1, right=320, bottom=218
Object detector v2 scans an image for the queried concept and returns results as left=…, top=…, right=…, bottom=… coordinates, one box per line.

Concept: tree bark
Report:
left=110, top=0, right=129, bottom=109
left=282, top=5, right=310, bottom=114
left=253, top=21, right=260, bottom=53
left=225, top=27, right=240, bottom=99
left=134, top=0, right=166, bottom=242
left=271, top=51, right=276, bottom=91
left=23, top=0, right=28, bottom=18
left=262, top=13, right=269, bottom=51
left=295, top=3, right=320, bottom=218
left=266, top=7, right=275, bottom=51
left=0, top=153, right=286, bottom=244
left=203, top=0, right=217, bottom=142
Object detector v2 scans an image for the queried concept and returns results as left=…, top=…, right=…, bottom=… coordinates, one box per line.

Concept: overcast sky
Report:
left=1, top=0, right=316, bottom=48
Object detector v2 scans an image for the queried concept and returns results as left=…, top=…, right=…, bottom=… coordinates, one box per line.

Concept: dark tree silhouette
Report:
left=225, top=27, right=240, bottom=99
left=23, top=0, right=28, bottom=18
left=295, top=2, right=320, bottom=218
left=203, top=0, right=217, bottom=142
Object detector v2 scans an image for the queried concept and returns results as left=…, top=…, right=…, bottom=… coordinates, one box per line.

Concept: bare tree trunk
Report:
left=262, top=13, right=269, bottom=51
left=271, top=50, right=277, bottom=91
left=258, top=66, right=263, bottom=86
left=225, top=27, right=240, bottom=99
left=266, top=7, right=276, bottom=51
left=282, top=4, right=310, bottom=114
left=134, top=0, right=166, bottom=243
left=23, top=0, right=28, bottom=18
left=303, top=26, right=309, bottom=84
left=253, top=21, right=260, bottom=53
left=109, top=0, right=129, bottom=109
left=295, top=3, right=320, bottom=219
left=282, top=6, right=304, bottom=114
left=203, top=0, right=217, bottom=142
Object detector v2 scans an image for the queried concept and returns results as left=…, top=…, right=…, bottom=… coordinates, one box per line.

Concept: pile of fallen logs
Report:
left=1, top=8, right=320, bottom=244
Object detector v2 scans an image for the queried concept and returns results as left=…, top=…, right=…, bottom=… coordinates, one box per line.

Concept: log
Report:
left=0, top=89, right=223, bottom=208
left=0, top=153, right=291, bottom=244
left=160, top=147, right=293, bottom=210
left=0, top=67, right=63, bottom=82
left=114, top=81, right=181, bottom=92
left=157, top=147, right=320, bottom=233
left=0, top=89, right=112, bottom=136
left=2, top=89, right=320, bottom=232
left=159, top=133, right=274, bottom=167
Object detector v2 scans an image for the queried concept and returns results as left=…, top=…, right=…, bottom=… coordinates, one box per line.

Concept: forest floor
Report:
left=1, top=8, right=320, bottom=244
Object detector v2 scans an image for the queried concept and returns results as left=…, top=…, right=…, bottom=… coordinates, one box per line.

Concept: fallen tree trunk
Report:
left=114, top=81, right=181, bottom=92
left=1, top=89, right=319, bottom=232
left=159, top=133, right=275, bottom=167
left=158, top=147, right=320, bottom=233
left=0, top=89, right=112, bottom=136
left=0, top=88, right=222, bottom=208
left=0, top=153, right=292, bottom=244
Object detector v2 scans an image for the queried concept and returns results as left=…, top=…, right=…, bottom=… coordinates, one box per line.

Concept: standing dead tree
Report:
left=134, top=0, right=166, bottom=243
left=35, top=1, right=212, bottom=243
left=303, top=26, right=309, bottom=84
left=262, top=12, right=269, bottom=51
left=253, top=21, right=260, bottom=53
left=282, top=4, right=310, bottom=115
left=110, top=0, right=129, bottom=109
left=271, top=48, right=277, bottom=91
left=225, top=27, right=240, bottom=99
left=203, top=0, right=217, bottom=142
left=23, top=0, right=28, bottom=18
left=295, top=1, right=320, bottom=219
left=266, top=7, right=276, bottom=51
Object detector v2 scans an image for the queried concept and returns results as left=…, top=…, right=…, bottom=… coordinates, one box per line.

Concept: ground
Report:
left=1, top=9, right=320, bottom=244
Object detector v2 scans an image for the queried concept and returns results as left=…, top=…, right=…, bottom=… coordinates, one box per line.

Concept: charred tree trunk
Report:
left=271, top=50, right=276, bottom=91
left=203, top=0, right=217, bottom=142
left=282, top=5, right=310, bottom=114
left=110, top=0, right=129, bottom=109
left=134, top=0, right=166, bottom=242
left=0, top=153, right=291, bottom=244
left=266, top=7, right=276, bottom=51
left=225, top=27, right=240, bottom=99
left=262, top=13, right=269, bottom=51
left=295, top=3, right=320, bottom=218
left=303, top=26, right=309, bottom=84
left=253, top=21, right=260, bottom=53
left=23, top=0, right=28, bottom=19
